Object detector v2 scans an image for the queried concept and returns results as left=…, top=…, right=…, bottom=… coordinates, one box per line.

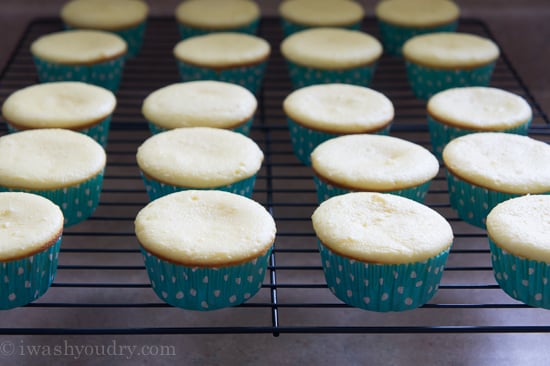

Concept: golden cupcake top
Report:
left=375, top=0, right=460, bottom=28
left=175, top=0, right=260, bottom=30
left=402, top=32, right=499, bottom=69
left=487, top=195, right=550, bottom=262
left=142, top=81, right=257, bottom=130
left=279, top=0, right=364, bottom=27
left=0, top=129, right=106, bottom=190
left=427, top=87, right=532, bottom=130
left=283, top=84, right=393, bottom=133
left=442, top=133, right=550, bottom=194
left=312, top=192, right=453, bottom=264
left=135, top=190, right=276, bottom=267
left=280, top=27, right=382, bottom=69
left=173, top=32, right=271, bottom=68
left=2, top=82, right=116, bottom=130
left=0, top=192, right=64, bottom=262
left=61, top=0, right=149, bottom=30
left=311, top=134, right=439, bottom=191
left=31, top=30, right=127, bottom=64
left=136, top=127, right=264, bottom=188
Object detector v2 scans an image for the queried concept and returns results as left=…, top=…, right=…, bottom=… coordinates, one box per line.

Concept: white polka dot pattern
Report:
left=286, top=60, right=377, bottom=90
left=147, top=116, right=254, bottom=136
left=280, top=18, right=361, bottom=38
left=177, top=20, right=259, bottom=40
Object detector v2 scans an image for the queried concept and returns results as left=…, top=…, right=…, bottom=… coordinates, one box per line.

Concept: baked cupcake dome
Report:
left=0, top=129, right=106, bottom=227
left=312, top=192, right=453, bottom=312
left=1, top=81, right=116, bottom=147
left=375, top=0, right=460, bottom=56
left=30, top=29, right=127, bottom=92
left=283, top=83, right=394, bottom=165
left=135, top=190, right=276, bottom=310
left=427, top=87, right=532, bottom=159
left=278, top=0, right=365, bottom=37
left=486, top=195, right=550, bottom=309
left=141, top=81, right=257, bottom=135
left=403, top=32, right=500, bottom=100
left=311, top=134, right=439, bottom=203
left=60, top=0, right=149, bottom=57
left=173, top=32, right=271, bottom=95
left=0, top=192, right=64, bottom=309
left=175, top=0, right=261, bottom=39
left=442, top=132, right=550, bottom=228
left=136, top=127, right=264, bottom=200
left=280, top=27, right=383, bottom=89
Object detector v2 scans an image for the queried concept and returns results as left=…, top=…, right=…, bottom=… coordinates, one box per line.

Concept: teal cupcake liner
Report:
left=313, top=175, right=432, bottom=203
left=318, top=241, right=450, bottom=312
left=378, top=21, right=458, bottom=57
left=7, top=116, right=112, bottom=148
left=177, top=19, right=260, bottom=39
left=147, top=116, right=254, bottom=136
left=445, top=170, right=525, bottom=229
left=427, top=115, right=531, bottom=160
left=176, top=60, right=267, bottom=95
left=140, top=172, right=258, bottom=201
left=33, top=56, right=126, bottom=92
left=140, top=246, right=272, bottom=311
left=281, top=18, right=362, bottom=38
left=0, top=172, right=104, bottom=227
left=0, top=236, right=62, bottom=310
left=405, top=61, right=496, bottom=100
left=286, top=60, right=378, bottom=89
left=489, top=239, right=550, bottom=309
left=287, top=118, right=391, bottom=166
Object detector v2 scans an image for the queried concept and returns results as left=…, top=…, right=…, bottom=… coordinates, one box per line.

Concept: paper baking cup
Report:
left=318, top=242, right=450, bottom=312
left=140, top=172, right=258, bottom=201
left=177, top=19, right=259, bottom=40
left=445, top=170, right=524, bottom=229
left=140, top=246, right=271, bottom=311
left=7, top=116, right=112, bottom=148
left=286, top=60, right=378, bottom=89
left=0, top=236, right=62, bottom=310
left=147, top=116, right=254, bottom=136
left=0, top=172, right=104, bottom=227
left=489, top=239, right=550, bottom=309
left=313, top=176, right=432, bottom=203
left=33, top=56, right=126, bottom=92
left=427, top=115, right=531, bottom=160
left=287, top=118, right=391, bottom=166
left=405, top=61, right=496, bottom=100
left=377, top=20, right=458, bottom=57
left=281, top=18, right=361, bottom=38
left=176, top=60, right=267, bottom=95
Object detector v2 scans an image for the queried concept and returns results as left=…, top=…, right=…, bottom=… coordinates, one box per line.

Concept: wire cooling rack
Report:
left=0, top=17, right=549, bottom=336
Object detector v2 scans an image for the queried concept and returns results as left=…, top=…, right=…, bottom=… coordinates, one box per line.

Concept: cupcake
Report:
left=30, top=29, right=127, bottom=92
left=175, top=0, right=261, bottom=39
left=375, top=0, right=460, bottom=56
left=312, top=192, right=453, bottom=312
left=141, top=81, right=257, bottom=135
left=60, top=0, right=149, bottom=57
left=402, top=32, right=500, bottom=100
left=1, top=81, right=117, bottom=147
left=442, top=132, right=550, bottom=228
left=427, top=87, right=533, bottom=159
left=282, top=83, right=394, bottom=165
left=311, top=134, right=439, bottom=203
left=486, top=195, right=550, bottom=309
left=173, top=32, right=271, bottom=95
left=278, top=0, right=365, bottom=37
left=135, top=190, right=276, bottom=311
left=0, top=192, right=64, bottom=310
left=136, top=127, right=264, bottom=200
left=280, top=27, right=383, bottom=89
left=0, top=129, right=106, bottom=227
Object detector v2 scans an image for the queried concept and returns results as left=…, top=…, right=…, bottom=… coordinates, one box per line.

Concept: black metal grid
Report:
left=0, top=16, right=549, bottom=336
